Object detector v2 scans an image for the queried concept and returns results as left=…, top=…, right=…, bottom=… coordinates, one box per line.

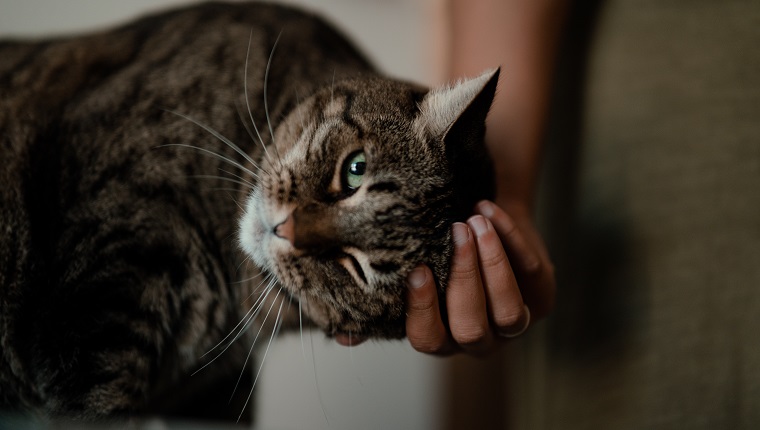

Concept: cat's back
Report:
left=0, top=2, right=368, bottom=117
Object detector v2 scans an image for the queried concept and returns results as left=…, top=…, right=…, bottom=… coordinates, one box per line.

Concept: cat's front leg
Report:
left=26, top=217, right=245, bottom=420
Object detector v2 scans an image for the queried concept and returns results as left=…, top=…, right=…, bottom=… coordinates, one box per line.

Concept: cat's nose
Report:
left=273, top=215, right=294, bottom=245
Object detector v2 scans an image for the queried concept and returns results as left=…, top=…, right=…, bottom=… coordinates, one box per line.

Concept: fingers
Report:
left=475, top=201, right=540, bottom=274
left=405, top=218, right=533, bottom=355
left=369, top=200, right=554, bottom=355
left=405, top=265, right=451, bottom=354
left=444, top=223, right=494, bottom=354
left=466, top=215, right=530, bottom=338
left=475, top=200, right=556, bottom=319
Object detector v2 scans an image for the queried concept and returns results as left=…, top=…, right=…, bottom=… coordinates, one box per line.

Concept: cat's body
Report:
left=0, top=1, right=496, bottom=421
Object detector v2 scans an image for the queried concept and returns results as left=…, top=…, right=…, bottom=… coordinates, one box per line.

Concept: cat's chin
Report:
left=297, top=292, right=406, bottom=340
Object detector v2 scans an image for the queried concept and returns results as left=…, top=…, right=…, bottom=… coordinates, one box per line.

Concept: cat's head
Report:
left=239, top=69, right=499, bottom=339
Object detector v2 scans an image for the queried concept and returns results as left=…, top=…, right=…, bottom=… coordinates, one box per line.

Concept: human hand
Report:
left=403, top=200, right=555, bottom=355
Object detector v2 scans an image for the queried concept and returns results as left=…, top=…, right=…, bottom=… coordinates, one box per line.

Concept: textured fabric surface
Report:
left=513, top=1, right=760, bottom=429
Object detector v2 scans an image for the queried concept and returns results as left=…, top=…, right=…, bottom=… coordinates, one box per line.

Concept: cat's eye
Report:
left=343, top=151, right=366, bottom=190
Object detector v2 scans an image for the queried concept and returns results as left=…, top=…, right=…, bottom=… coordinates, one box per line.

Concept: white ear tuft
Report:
left=415, top=68, right=499, bottom=138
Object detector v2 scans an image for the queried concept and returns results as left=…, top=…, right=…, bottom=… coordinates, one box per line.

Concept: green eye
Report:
left=344, top=151, right=366, bottom=190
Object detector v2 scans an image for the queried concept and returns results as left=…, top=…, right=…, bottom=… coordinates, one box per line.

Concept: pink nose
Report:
left=273, top=215, right=294, bottom=245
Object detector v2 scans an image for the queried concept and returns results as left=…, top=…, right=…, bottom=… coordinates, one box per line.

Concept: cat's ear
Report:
left=414, top=68, right=500, bottom=141
left=415, top=68, right=500, bottom=218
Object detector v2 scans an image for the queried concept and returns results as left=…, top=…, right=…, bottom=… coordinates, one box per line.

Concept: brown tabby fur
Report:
left=0, top=1, right=496, bottom=422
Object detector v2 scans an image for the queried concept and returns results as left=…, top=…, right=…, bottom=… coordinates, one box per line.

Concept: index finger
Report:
left=475, top=201, right=540, bottom=274
left=467, top=215, right=529, bottom=337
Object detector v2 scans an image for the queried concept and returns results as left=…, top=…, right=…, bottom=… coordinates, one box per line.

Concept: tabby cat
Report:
left=0, top=1, right=496, bottom=422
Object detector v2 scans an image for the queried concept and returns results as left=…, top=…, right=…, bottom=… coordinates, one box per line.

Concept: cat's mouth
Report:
left=270, top=211, right=371, bottom=289
left=240, top=186, right=409, bottom=339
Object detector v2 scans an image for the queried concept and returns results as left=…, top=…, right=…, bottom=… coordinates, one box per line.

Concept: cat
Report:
left=0, top=1, right=496, bottom=422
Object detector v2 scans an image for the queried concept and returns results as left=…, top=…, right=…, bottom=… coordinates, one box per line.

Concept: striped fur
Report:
left=0, top=2, right=496, bottom=422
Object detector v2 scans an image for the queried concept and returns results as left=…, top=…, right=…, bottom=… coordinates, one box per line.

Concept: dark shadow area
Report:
left=539, top=0, right=646, bottom=364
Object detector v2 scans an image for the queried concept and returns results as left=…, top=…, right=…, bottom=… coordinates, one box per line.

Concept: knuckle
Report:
left=479, top=247, right=508, bottom=271
left=449, top=242, right=480, bottom=282
left=496, top=305, right=531, bottom=338
left=449, top=263, right=480, bottom=283
left=493, top=307, right=526, bottom=330
left=523, top=258, right=543, bottom=276
left=451, top=323, right=489, bottom=346
left=407, top=291, right=438, bottom=314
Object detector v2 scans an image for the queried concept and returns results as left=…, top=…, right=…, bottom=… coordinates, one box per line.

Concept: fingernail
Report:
left=468, top=215, right=489, bottom=237
left=476, top=200, right=494, bottom=218
left=499, top=305, right=531, bottom=338
left=406, top=266, right=427, bottom=289
left=452, top=222, right=470, bottom=246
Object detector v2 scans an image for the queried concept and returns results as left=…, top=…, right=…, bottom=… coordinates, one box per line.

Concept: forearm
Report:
left=448, top=0, right=568, bottom=211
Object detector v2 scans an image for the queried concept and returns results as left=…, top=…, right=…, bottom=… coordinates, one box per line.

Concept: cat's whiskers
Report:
left=309, top=323, right=331, bottom=425
left=211, top=187, right=246, bottom=195
left=295, top=299, right=329, bottom=424
left=193, top=275, right=276, bottom=374
left=163, top=109, right=263, bottom=176
left=232, top=286, right=284, bottom=420
left=233, top=272, right=265, bottom=286
left=226, top=192, right=246, bottom=213
left=243, top=29, right=278, bottom=173
left=235, top=102, right=273, bottom=177
left=250, top=292, right=287, bottom=386
left=219, top=167, right=257, bottom=189
left=244, top=272, right=276, bottom=303
left=235, top=255, right=253, bottom=275
left=263, top=31, right=285, bottom=169
left=159, top=143, right=259, bottom=180
left=190, top=174, right=255, bottom=190
left=226, top=278, right=280, bottom=356
left=299, top=301, right=306, bottom=362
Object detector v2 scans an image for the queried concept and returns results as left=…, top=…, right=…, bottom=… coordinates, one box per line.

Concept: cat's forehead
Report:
left=311, top=77, right=425, bottom=122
